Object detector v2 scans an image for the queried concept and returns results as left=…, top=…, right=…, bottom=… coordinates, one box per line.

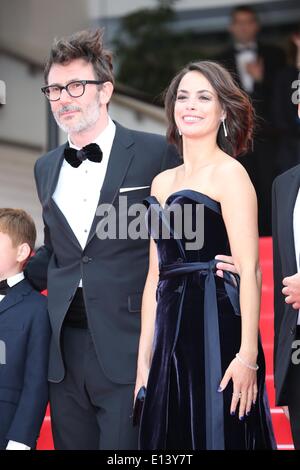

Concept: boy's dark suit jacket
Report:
left=272, top=164, right=300, bottom=405
left=26, top=122, right=180, bottom=385
left=0, top=278, right=50, bottom=448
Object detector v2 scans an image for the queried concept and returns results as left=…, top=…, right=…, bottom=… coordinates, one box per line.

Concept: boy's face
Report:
left=0, top=231, right=22, bottom=280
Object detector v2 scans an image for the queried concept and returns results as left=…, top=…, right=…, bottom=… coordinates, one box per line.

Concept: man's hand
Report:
left=246, top=58, right=264, bottom=82
left=215, top=255, right=238, bottom=285
left=291, top=33, right=300, bottom=49
left=282, top=273, right=300, bottom=309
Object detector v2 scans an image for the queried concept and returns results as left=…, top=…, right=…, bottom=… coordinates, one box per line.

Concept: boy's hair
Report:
left=0, top=208, right=36, bottom=252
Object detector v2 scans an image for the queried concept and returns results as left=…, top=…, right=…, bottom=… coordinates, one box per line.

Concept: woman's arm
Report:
left=134, top=174, right=167, bottom=399
left=134, top=237, right=159, bottom=399
left=216, top=159, right=260, bottom=419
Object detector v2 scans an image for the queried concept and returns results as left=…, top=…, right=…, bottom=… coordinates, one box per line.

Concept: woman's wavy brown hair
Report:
left=164, top=61, right=254, bottom=158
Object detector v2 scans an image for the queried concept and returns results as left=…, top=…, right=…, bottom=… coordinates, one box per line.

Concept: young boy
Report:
left=0, top=208, right=50, bottom=450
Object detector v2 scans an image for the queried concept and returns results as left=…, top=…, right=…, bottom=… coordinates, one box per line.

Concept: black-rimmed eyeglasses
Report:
left=41, top=80, right=104, bottom=101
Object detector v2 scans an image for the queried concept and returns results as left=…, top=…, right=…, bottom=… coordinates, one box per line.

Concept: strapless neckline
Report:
left=149, top=189, right=221, bottom=214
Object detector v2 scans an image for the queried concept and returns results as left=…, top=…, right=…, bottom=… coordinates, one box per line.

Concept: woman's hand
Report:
left=218, top=353, right=258, bottom=420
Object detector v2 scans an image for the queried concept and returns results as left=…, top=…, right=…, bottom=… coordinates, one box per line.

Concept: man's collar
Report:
left=234, top=42, right=257, bottom=51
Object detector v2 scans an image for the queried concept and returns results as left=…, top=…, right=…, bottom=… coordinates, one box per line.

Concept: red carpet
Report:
left=36, top=237, right=294, bottom=450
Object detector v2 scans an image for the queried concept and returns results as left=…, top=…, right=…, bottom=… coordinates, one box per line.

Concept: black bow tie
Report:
left=0, top=279, right=10, bottom=296
left=64, top=143, right=103, bottom=168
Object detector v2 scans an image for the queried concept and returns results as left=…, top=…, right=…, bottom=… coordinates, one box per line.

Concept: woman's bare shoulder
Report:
left=151, top=166, right=181, bottom=198
left=214, top=155, right=256, bottom=207
left=214, top=152, right=251, bottom=181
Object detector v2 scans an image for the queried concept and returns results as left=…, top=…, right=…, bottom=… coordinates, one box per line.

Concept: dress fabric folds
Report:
left=139, top=189, right=276, bottom=450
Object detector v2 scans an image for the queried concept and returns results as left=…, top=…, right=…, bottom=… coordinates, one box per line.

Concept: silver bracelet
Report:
left=235, top=353, right=259, bottom=371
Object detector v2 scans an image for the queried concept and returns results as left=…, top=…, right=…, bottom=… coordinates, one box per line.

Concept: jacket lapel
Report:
left=45, top=143, right=83, bottom=251
left=0, top=279, right=32, bottom=315
left=86, top=123, right=135, bottom=246
left=45, top=143, right=67, bottom=203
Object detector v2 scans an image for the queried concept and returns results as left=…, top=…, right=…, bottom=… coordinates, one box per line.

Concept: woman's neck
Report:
left=182, top=135, right=220, bottom=176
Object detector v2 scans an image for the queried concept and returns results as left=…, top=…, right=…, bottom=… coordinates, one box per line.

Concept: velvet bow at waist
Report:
left=159, top=258, right=240, bottom=450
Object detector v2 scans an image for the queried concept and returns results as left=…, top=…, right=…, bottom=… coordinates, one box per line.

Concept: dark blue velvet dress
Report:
left=139, top=190, right=276, bottom=450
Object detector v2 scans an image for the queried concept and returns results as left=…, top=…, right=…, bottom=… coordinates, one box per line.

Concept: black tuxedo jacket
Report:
left=26, top=122, right=180, bottom=384
left=272, top=164, right=300, bottom=405
left=0, top=279, right=50, bottom=448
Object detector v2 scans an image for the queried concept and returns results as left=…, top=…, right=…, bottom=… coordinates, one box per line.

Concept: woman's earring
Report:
left=177, top=128, right=182, bottom=136
left=221, top=117, right=228, bottom=138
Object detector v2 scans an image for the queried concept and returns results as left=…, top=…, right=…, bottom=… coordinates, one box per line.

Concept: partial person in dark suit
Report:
left=272, top=102, right=300, bottom=449
left=218, top=5, right=286, bottom=236
left=0, top=208, right=50, bottom=450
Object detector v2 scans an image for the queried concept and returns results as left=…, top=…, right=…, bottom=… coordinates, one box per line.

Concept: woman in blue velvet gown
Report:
left=135, top=61, right=276, bottom=450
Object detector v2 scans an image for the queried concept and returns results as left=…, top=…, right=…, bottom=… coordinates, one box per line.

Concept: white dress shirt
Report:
left=293, top=187, right=300, bottom=325
left=0, top=272, right=24, bottom=302
left=52, top=117, right=116, bottom=287
left=0, top=272, right=30, bottom=450
left=235, top=42, right=258, bottom=94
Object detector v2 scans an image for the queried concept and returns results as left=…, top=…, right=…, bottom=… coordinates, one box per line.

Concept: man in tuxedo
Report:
left=218, top=5, right=286, bottom=236
left=24, top=28, right=181, bottom=450
left=272, top=101, right=300, bottom=449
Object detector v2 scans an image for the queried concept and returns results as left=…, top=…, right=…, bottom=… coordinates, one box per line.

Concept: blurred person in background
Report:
left=272, top=26, right=300, bottom=176
left=218, top=4, right=286, bottom=236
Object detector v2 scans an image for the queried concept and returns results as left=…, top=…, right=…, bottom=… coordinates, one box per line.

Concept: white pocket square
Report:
left=119, top=186, right=150, bottom=193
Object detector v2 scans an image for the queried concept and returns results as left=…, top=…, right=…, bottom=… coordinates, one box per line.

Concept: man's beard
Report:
left=53, top=93, right=101, bottom=134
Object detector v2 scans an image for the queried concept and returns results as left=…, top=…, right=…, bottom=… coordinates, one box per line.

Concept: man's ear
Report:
left=99, top=82, right=114, bottom=105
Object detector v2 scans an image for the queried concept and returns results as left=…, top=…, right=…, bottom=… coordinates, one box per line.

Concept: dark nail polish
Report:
left=239, top=415, right=245, bottom=421
left=217, top=386, right=223, bottom=392
left=230, top=411, right=235, bottom=416
left=246, top=411, right=250, bottom=416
